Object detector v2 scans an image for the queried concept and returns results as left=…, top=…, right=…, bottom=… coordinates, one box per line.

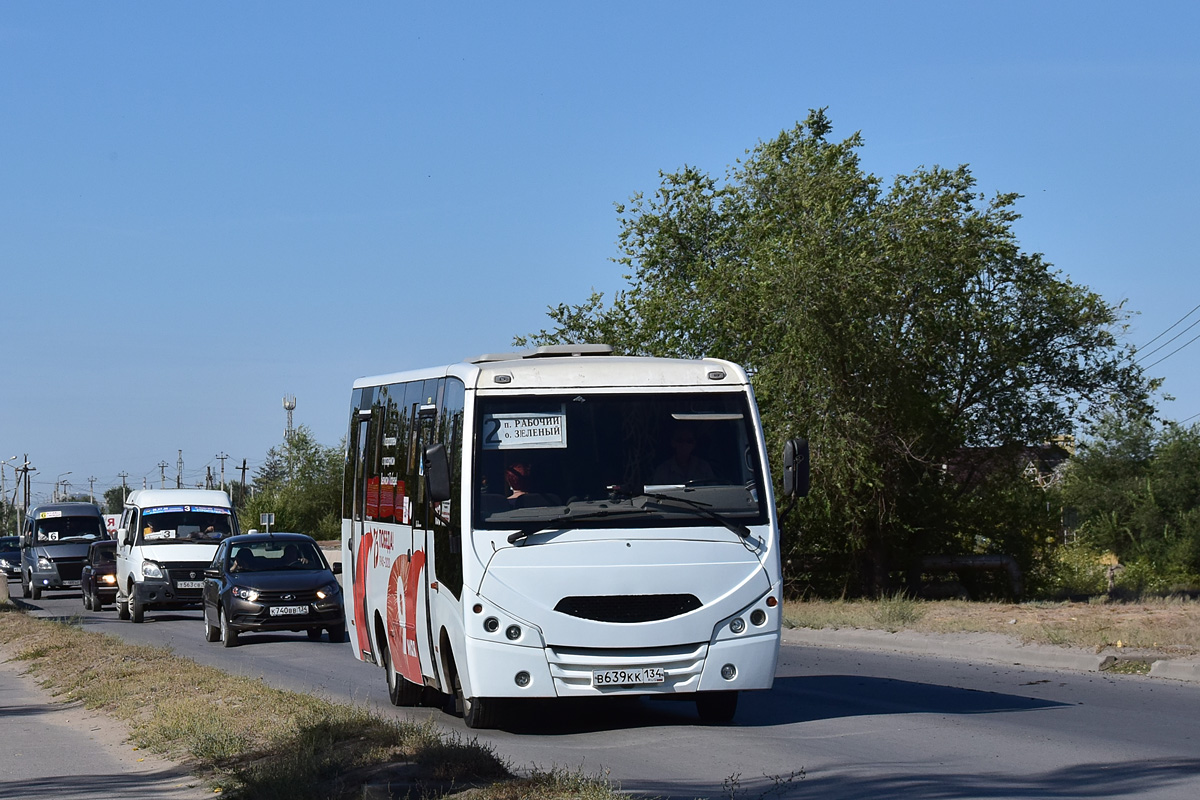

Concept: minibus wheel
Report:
left=383, top=645, right=423, bottom=706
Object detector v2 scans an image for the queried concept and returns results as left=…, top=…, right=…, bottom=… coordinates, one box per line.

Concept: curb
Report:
left=782, top=626, right=1157, bottom=675
left=1149, top=658, right=1200, bottom=681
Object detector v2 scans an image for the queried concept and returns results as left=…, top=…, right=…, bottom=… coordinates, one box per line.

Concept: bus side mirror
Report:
left=424, top=443, right=452, bottom=503
left=783, top=438, right=810, bottom=498
left=118, top=527, right=132, bottom=547
left=22, top=534, right=31, bottom=549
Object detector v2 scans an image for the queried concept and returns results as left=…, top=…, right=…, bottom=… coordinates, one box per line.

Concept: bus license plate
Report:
left=592, top=667, right=666, bottom=687
left=176, top=580, right=203, bottom=589
left=270, top=605, right=308, bottom=616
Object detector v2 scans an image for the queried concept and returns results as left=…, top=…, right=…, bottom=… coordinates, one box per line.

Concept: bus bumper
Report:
left=462, top=631, right=779, bottom=699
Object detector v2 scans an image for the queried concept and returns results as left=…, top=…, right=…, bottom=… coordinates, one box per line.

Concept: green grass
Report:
left=0, top=610, right=627, bottom=799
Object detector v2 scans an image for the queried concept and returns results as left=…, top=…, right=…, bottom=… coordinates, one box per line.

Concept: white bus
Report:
left=342, top=344, right=807, bottom=728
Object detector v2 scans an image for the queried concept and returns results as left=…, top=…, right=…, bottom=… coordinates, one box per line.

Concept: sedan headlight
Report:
left=102, top=574, right=117, bottom=585
left=232, top=586, right=260, bottom=602
left=0, top=558, right=12, bottom=569
left=141, top=561, right=165, bottom=579
left=316, top=582, right=340, bottom=601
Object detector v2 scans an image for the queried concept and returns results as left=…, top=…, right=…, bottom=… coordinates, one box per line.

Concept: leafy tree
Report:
left=520, top=109, right=1151, bottom=595
left=240, top=426, right=343, bottom=540
left=103, top=485, right=127, bottom=514
left=1061, top=416, right=1200, bottom=593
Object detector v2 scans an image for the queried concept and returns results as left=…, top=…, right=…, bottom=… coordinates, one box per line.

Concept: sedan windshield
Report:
left=473, top=391, right=768, bottom=529
left=227, top=540, right=326, bottom=573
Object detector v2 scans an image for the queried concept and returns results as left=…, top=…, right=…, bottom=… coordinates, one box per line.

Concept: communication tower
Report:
left=283, top=395, right=297, bottom=440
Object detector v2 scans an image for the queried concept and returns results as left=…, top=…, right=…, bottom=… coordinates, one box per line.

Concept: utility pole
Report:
left=215, top=452, right=229, bottom=493
left=158, top=461, right=168, bottom=489
left=205, top=466, right=213, bottom=490
left=238, top=458, right=248, bottom=506
left=19, top=455, right=35, bottom=518
left=88, top=475, right=96, bottom=505
left=176, top=450, right=183, bottom=489
left=118, top=471, right=129, bottom=503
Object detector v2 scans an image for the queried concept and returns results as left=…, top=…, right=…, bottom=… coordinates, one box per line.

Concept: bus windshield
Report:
left=33, top=515, right=105, bottom=543
left=473, top=391, right=768, bottom=529
left=138, top=505, right=234, bottom=544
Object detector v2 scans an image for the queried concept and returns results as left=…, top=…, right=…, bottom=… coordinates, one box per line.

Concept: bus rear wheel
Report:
left=696, top=691, right=738, bottom=723
left=383, top=645, right=423, bottom=707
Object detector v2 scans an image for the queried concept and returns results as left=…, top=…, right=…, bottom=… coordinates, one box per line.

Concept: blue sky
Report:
left=2, top=2, right=1197, bottom=503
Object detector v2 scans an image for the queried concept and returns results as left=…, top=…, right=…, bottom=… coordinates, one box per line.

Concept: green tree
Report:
left=521, top=110, right=1151, bottom=595
left=1061, top=416, right=1200, bottom=593
left=240, top=426, right=343, bottom=540
left=103, top=485, right=127, bottom=514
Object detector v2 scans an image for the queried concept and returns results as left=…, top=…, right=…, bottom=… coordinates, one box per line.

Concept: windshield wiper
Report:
left=637, top=492, right=752, bottom=539
left=506, top=507, right=647, bottom=544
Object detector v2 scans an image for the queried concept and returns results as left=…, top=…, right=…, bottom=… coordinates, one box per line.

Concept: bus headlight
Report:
left=729, top=617, right=746, bottom=634
left=505, top=624, right=522, bottom=641
left=483, top=617, right=500, bottom=633
left=141, top=561, right=164, bottom=579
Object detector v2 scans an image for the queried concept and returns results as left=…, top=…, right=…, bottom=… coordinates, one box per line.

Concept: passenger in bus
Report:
left=651, top=425, right=716, bottom=485
left=505, top=461, right=560, bottom=508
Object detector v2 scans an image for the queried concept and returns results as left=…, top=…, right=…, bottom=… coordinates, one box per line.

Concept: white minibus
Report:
left=343, top=345, right=806, bottom=728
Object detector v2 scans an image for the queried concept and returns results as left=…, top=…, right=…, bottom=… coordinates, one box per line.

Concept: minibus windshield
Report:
left=473, top=391, right=768, bottom=529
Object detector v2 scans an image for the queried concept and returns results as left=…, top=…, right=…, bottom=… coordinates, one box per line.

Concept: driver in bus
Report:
left=505, top=461, right=560, bottom=508
left=651, top=424, right=716, bottom=485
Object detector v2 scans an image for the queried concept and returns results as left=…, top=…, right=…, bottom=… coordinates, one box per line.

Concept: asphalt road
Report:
left=14, top=582, right=1200, bottom=800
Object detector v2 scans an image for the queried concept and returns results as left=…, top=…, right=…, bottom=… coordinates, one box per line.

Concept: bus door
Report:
left=415, top=398, right=443, bottom=690
left=349, top=402, right=377, bottom=663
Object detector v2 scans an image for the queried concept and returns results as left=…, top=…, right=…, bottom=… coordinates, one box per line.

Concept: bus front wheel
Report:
left=461, top=693, right=497, bottom=729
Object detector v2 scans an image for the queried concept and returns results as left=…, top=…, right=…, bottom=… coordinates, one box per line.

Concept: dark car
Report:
left=0, top=536, right=20, bottom=578
left=201, top=533, right=344, bottom=647
left=81, top=540, right=118, bottom=610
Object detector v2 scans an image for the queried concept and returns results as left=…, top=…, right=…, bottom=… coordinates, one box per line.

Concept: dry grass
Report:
left=784, top=595, right=1200, bottom=656
left=0, top=606, right=622, bottom=799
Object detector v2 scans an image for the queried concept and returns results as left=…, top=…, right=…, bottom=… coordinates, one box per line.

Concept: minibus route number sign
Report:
left=481, top=411, right=568, bottom=450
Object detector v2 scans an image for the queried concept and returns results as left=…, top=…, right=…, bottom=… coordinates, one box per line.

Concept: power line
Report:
left=1139, top=300, right=1200, bottom=351
left=1142, top=329, right=1200, bottom=370
left=1137, top=315, right=1200, bottom=363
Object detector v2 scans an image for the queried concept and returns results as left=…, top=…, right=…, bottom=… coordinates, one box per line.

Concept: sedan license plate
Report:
left=175, top=580, right=204, bottom=589
left=270, top=605, right=309, bottom=616
left=592, top=667, right=666, bottom=687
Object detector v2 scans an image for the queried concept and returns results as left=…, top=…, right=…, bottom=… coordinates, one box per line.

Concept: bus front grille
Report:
left=553, top=593, right=702, bottom=623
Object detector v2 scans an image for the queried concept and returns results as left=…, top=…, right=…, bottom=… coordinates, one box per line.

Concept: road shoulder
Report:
left=0, top=641, right=212, bottom=799
left=782, top=625, right=1200, bottom=682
